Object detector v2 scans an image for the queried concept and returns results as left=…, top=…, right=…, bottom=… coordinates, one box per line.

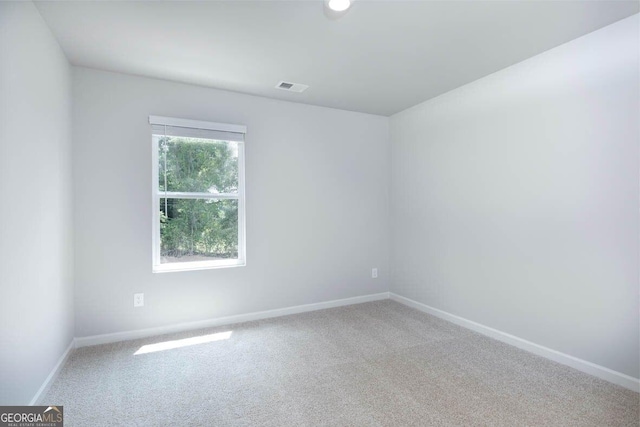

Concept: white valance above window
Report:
left=149, top=116, right=246, bottom=142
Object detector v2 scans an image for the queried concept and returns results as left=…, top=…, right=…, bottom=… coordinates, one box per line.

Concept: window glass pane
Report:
left=159, top=198, right=238, bottom=264
left=157, top=136, right=238, bottom=194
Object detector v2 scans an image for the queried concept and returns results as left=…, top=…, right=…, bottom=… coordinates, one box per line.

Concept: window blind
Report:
left=149, top=116, right=246, bottom=142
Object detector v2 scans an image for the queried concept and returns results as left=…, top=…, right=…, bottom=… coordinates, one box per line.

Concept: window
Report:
left=150, top=116, right=246, bottom=272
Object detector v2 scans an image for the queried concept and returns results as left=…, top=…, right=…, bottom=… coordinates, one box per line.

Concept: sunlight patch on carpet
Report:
left=134, top=331, right=232, bottom=355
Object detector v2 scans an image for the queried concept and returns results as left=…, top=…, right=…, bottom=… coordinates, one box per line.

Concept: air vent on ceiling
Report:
left=275, top=81, right=309, bottom=93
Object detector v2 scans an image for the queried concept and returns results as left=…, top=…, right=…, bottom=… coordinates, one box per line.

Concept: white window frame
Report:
left=150, top=115, right=246, bottom=273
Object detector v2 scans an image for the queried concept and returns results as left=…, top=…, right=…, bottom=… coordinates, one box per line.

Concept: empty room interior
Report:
left=1, top=0, right=639, bottom=425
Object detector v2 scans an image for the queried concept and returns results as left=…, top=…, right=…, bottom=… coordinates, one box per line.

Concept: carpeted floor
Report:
left=43, top=300, right=638, bottom=426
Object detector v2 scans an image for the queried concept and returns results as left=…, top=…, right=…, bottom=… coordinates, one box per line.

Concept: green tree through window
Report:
left=158, top=136, right=239, bottom=262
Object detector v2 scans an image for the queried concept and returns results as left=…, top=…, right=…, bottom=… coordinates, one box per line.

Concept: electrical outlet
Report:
left=372, top=268, right=378, bottom=279
left=134, top=293, right=144, bottom=307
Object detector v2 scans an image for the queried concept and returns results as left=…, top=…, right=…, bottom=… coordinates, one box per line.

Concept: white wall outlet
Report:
left=134, top=293, right=144, bottom=307
left=372, top=268, right=378, bottom=279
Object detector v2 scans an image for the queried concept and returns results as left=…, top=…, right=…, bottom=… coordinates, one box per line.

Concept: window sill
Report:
left=153, top=259, right=245, bottom=273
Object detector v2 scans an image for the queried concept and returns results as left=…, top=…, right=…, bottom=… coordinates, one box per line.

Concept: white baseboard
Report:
left=35, top=291, right=638, bottom=405
left=29, top=339, right=76, bottom=405
left=389, top=292, right=640, bottom=393
left=75, top=292, right=390, bottom=348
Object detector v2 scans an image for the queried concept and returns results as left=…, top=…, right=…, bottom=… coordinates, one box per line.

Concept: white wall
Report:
left=72, top=68, right=389, bottom=338
left=390, top=15, right=639, bottom=378
left=0, top=2, right=74, bottom=404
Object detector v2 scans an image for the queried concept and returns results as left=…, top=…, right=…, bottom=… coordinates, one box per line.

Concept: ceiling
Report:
left=35, top=1, right=638, bottom=116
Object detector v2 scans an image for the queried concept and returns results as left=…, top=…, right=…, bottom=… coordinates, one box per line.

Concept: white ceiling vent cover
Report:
left=275, top=81, right=309, bottom=93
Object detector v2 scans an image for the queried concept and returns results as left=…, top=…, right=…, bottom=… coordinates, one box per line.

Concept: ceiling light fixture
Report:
left=323, top=0, right=353, bottom=20
left=328, top=0, right=351, bottom=12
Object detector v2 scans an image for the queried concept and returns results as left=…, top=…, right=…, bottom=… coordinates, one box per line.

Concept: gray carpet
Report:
left=43, top=300, right=639, bottom=426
